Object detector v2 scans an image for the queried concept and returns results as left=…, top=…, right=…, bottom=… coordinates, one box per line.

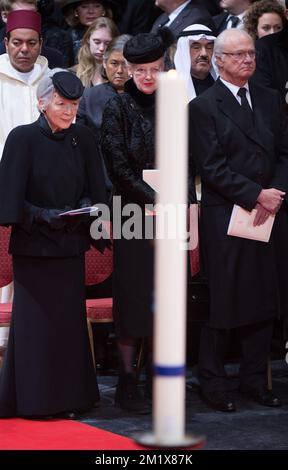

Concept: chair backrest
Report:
left=0, top=226, right=12, bottom=288
left=85, top=245, right=113, bottom=286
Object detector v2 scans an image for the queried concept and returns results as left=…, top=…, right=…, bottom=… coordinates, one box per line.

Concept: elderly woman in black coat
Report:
left=101, top=28, right=174, bottom=413
left=0, top=70, right=107, bottom=419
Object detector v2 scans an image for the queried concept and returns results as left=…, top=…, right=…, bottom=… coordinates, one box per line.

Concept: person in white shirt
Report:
left=0, top=9, right=48, bottom=326
left=0, top=9, right=48, bottom=159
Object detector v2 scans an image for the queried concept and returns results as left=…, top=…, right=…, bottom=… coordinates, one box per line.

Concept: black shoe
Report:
left=54, top=410, right=79, bottom=420
left=201, top=390, right=236, bottom=412
left=55, top=400, right=99, bottom=419
left=115, top=373, right=151, bottom=414
left=240, top=386, right=281, bottom=407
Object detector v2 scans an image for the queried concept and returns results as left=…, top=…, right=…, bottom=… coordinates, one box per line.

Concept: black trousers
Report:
left=198, top=319, right=274, bottom=393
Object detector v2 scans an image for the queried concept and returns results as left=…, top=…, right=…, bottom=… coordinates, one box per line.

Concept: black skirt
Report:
left=113, top=237, right=154, bottom=338
left=0, top=254, right=98, bottom=417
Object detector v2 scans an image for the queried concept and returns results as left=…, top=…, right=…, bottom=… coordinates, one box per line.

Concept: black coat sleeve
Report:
left=253, top=39, right=275, bottom=90
left=268, top=92, right=288, bottom=193
left=101, top=96, right=155, bottom=206
left=77, top=125, right=108, bottom=208
left=76, top=91, right=89, bottom=127
left=0, top=126, right=32, bottom=226
left=189, top=98, right=262, bottom=210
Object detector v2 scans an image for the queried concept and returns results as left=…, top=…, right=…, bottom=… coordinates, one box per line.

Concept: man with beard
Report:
left=174, top=23, right=217, bottom=101
left=0, top=9, right=48, bottom=158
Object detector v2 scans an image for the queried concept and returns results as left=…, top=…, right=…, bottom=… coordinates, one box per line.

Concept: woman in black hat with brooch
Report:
left=0, top=70, right=107, bottom=419
left=101, top=28, right=174, bottom=413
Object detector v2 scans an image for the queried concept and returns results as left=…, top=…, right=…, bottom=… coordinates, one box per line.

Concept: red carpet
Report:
left=0, top=418, right=143, bottom=450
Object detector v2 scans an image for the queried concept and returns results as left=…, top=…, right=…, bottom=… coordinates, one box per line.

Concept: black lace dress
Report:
left=101, top=79, right=156, bottom=338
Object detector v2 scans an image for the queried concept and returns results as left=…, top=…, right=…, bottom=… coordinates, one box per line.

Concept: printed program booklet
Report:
left=227, top=204, right=275, bottom=242
left=59, top=206, right=98, bottom=216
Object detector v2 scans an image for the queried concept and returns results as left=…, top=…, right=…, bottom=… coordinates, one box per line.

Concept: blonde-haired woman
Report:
left=76, top=17, right=119, bottom=87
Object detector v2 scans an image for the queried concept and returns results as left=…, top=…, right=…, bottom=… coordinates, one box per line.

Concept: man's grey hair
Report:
left=214, top=29, right=254, bottom=57
left=36, top=68, right=68, bottom=111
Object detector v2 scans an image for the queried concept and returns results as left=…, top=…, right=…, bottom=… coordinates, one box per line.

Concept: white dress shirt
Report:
left=226, top=11, right=246, bottom=30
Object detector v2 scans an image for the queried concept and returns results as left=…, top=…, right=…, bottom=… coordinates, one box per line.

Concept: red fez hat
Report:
left=6, top=10, right=41, bottom=34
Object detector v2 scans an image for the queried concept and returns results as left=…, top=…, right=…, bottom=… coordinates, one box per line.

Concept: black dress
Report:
left=101, top=79, right=155, bottom=338
left=0, top=115, right=107, bottom=417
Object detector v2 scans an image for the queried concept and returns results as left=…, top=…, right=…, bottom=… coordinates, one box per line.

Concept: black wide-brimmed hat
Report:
left=123, top=27, right=175, bottom=64
left=61, top=0, right=112, bottom=13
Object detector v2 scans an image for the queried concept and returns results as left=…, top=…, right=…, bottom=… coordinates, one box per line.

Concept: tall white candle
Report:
left=153, top=70, right=188, bottom=445
left=136, top=71, right=204, bottom=449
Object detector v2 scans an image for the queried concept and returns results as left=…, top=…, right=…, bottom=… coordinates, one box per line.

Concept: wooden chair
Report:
left=85, top=244, right=113, bottom=369
left=0, top=226, right=12, bottom=366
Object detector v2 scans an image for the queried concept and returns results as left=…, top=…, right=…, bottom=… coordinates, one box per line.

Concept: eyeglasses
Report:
left=133, top=67, right=162, bottom=78
left=221, top=50, right=257, bottom=61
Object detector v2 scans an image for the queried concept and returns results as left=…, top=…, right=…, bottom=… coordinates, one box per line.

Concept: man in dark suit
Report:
left=213, top=0, right=257, bottom=35
left=151, top=0, right=215, bottom=35
left=189, top=28, right=288, bottom=412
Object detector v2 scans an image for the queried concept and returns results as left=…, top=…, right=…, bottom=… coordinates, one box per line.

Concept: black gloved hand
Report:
left=38, top=208, right=66, bottom=230
left=22, top=202, right=66, bottom=231
left=65, top=197, right=92, bottom=233
left=78, top=197, right=92, bottom=209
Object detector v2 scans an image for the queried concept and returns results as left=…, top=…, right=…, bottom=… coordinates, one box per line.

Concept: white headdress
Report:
left=174, top=24, right=217, bottom=102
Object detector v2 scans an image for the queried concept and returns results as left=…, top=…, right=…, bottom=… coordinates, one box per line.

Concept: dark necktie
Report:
left=157, top=13, right=169, bottom=28
left=230, top=15, right=240, bottom=28
left=237, top=87, right=254, bottom=128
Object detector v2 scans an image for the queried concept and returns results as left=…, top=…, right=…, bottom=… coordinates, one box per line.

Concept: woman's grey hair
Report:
left=36, top=68, right=69, bottom=111
left=103, top=34, right=132, bottom=62
left=214, top=29, right=254, bottom=57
